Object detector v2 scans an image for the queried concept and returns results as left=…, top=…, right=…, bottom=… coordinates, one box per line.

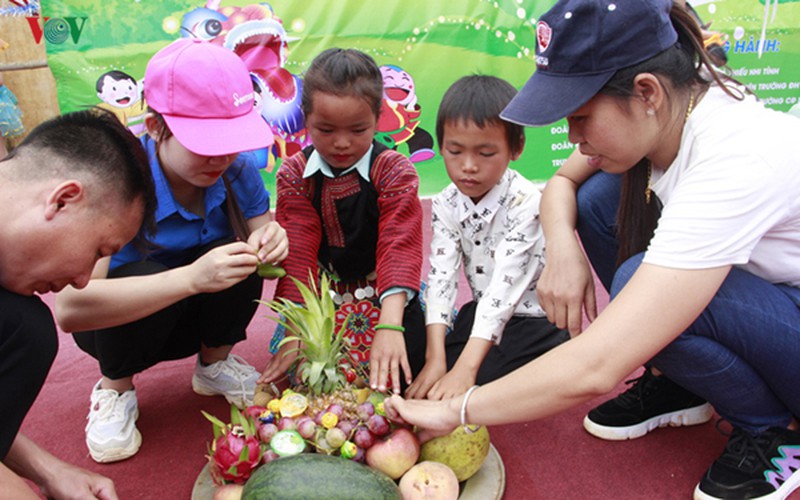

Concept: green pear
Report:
left=419, top=425, right=490, bottom=481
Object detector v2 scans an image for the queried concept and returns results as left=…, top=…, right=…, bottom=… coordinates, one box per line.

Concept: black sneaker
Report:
left=583, top=368, right=713, bottom=440
left=694, top=426, right=800, bottom=500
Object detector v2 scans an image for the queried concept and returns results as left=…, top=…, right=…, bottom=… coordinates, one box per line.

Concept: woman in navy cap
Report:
left=385, top=1, right=800, bottom=499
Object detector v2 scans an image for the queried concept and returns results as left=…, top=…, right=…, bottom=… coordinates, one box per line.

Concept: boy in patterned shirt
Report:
left=405, top=75, right=570, bottom=400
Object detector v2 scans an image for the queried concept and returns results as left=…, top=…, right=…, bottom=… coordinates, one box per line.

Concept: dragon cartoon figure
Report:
left=180, top=1, right=308, bottom=170
left=376, top=64, right=435, bottom=164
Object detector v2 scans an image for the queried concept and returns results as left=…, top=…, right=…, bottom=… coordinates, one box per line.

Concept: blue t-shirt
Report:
left=110, top=137, right=270, bottom=270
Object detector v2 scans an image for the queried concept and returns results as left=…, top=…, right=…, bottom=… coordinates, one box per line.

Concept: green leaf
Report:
left=321, top=317, right=333, bottom=344
left=230, top=405, right=241, bottom=427
left=244, top=415, right=257, bottom=437
left=201, top=410, right=227, bottom=431
left=239, top=444, right=249, bottom=462
left=257, top=269, right=351, bottom=395
left=323, top=365, right=338, bottom=385
left=307, top=361, right=324, bottom=390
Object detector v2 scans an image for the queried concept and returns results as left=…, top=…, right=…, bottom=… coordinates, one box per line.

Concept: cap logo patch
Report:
left=536, top=21, right=552, bottom=53
left=233, top=91, right=254, bottom=107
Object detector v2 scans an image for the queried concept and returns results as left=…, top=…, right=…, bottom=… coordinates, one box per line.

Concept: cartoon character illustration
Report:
left=180, top=1, right=308, bottom=170
left=376, top=64, right=435, bottom=163
left=96, top=70, right=147, bottom=137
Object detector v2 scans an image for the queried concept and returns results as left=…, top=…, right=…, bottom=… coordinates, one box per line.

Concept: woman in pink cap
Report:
left=55, top=38, right=288, bottom=464
left=385, top=1, right=800, bottom=499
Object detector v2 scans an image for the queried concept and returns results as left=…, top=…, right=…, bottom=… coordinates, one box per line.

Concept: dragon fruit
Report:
left=203, top=406, right=264, bottom=485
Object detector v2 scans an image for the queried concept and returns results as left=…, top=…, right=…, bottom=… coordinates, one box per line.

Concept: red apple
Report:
left=365, top=427, right=420, bottom=479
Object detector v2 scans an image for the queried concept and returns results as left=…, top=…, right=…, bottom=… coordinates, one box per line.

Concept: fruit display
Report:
left=233, top=387, right=410, bottom=466
left=201, top=273, right=492, bottom=497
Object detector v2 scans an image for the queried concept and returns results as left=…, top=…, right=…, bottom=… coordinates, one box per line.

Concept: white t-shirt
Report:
left=425, top=168, right=546, bottom=344
left=645, top=84, right=800, bottom=287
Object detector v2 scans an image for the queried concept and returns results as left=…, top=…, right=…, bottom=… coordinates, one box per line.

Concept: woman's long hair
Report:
left=603, top=4, right=743, bottom=265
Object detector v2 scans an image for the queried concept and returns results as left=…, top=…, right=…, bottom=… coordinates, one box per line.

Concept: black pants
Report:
left=401, top=296, right=427, bottom=382
left=0, top=288, right=58, bottom=459
left=445, top=301, right=570, bottom=384
left=74, top=245, right=263, bottom=380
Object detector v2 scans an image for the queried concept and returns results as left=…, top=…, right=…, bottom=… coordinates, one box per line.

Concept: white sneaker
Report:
left=192, top=354, right=258, bottom=409
left=85, top=380, right=141, bottom=463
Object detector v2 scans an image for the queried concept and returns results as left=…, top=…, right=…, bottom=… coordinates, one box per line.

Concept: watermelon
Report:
left=241, top=453, right=402, bottom=500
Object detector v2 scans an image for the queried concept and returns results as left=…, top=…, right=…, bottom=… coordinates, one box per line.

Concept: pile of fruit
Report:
left=204, top=274, right=491, bottom=499
left=248, top=385, right=398, bottom=464
left=205, top=394, right=491, bottom=500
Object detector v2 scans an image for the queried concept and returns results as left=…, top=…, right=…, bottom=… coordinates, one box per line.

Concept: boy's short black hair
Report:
left=436, top=75, right=524, bottom=156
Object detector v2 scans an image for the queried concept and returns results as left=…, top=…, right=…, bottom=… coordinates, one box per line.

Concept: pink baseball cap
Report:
left=144, top=38, right=273, bottom=156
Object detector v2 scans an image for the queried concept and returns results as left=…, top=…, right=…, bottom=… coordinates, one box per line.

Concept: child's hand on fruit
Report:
left=427, top=337, right=488, bottom=400
left=259, top=339, right=298, bottom=385
left=370, top=293, right=412, bottom=394
left=370, top=330, right=411, bottom=395
left=426, top=366, right=476, bottom=401
left=404, top=358, right=446, bottom=399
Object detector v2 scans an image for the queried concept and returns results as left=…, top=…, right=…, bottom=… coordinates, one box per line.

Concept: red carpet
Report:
left=19, top=199, right=797, bottom=499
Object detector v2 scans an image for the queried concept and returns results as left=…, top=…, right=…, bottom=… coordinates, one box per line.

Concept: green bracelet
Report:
left=374, top=323, right=405, bottom=333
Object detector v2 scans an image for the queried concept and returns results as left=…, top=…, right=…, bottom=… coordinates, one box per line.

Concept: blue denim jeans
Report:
left=577, top=171, right=800, bottom=432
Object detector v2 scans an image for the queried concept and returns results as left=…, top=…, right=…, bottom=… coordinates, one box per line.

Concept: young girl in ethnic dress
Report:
left=259, top=48, right=426, bottom=395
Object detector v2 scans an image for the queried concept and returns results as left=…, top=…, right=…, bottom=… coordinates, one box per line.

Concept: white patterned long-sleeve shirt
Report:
left=424, top=168, right=547, bottom=344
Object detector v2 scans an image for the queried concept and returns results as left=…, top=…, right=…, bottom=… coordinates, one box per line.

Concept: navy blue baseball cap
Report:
left=501, top=0, right=678, bottom=127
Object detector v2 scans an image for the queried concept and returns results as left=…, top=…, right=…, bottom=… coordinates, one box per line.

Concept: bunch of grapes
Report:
left=246, top=390, right=399, bottom=465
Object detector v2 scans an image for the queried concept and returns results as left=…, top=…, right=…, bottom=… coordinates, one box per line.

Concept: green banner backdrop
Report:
left=5, top=0, right=800, bottom=196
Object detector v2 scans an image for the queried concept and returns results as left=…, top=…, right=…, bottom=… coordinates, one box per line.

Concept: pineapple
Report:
left=260, top=273, right=360, bottom=420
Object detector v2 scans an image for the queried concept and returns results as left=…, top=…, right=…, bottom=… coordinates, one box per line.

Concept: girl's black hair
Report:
left=301, top=48, right=383, bottom=118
